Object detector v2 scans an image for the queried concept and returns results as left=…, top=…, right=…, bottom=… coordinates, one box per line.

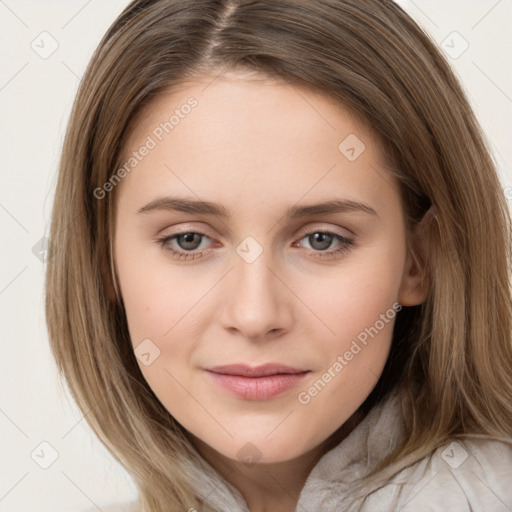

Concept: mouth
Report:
left=203, top=363, right=310, bottom=400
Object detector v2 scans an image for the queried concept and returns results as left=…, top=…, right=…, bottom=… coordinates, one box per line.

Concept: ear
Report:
left=397, top=205, right=436, bottom=307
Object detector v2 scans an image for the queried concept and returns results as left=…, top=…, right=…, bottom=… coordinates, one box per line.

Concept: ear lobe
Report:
left=397, top=205, right=436, bottom=307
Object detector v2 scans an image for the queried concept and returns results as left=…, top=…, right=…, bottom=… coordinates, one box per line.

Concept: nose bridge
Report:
left=220, top=239, right=292, bottom=338
left=235, top=249, right=275, bottom=301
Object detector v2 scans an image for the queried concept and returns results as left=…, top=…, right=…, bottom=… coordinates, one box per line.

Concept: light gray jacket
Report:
left=81, top=391, right=512, bottom=511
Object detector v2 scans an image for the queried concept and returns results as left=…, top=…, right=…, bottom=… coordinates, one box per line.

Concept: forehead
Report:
left=126, top=73, right=366, bottom=151
left=116, top=72, right=397, bottom=217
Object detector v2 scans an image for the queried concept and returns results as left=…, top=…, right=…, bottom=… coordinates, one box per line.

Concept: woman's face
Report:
left=113, top=70, right=425, bottom=465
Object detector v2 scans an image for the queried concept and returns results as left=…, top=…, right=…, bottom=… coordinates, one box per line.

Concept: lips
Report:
left=203, top=363, right=310, bottom=400
left=205, top=363, right=308, bottom=377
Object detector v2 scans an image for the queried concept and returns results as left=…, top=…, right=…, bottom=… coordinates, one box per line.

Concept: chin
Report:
left=216, top=431, right=315, bottom=466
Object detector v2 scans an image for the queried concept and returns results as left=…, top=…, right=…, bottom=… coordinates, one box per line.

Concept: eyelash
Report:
left=156, top=229, right=355, bottom=261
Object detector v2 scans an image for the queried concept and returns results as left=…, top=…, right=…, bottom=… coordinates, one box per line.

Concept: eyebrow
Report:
left=137, top=196, right=379, bottom=219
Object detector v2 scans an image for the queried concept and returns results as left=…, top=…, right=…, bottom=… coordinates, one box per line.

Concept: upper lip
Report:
left=204, top=363, right=309, bottom=377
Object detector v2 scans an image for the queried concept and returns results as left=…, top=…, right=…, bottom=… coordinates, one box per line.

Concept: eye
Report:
left=157, top=230, right=212, bottom=261
left=294, top=230, right=355, bottom=259
left=156, top=228, right=355, bottom=261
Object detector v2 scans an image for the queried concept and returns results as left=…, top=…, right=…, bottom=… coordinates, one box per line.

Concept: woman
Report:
left=45, top=1, right=512, bottom=510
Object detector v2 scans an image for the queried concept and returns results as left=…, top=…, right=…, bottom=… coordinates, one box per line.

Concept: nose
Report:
left=218, top=247, right=294, bottom=341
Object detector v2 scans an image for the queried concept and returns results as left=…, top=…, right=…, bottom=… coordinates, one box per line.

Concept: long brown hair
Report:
left=45, top=0, right=512, bottom=510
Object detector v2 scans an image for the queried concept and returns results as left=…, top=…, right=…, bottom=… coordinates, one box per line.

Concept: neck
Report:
left=188, top=409, right=366, bottom=512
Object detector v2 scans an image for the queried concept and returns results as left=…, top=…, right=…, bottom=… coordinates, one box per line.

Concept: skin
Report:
left=113, top=69, right=428, bottom=512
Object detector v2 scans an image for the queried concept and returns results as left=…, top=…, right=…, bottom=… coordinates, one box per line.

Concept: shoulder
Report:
left=367, top=436, right=512, bottom=512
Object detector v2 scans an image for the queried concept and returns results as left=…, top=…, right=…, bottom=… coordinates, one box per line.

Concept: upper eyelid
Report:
left=162, top=220, right=356, bottom=237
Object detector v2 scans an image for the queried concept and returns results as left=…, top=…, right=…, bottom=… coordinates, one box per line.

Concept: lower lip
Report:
left=205, top=371, right=309, bottom=400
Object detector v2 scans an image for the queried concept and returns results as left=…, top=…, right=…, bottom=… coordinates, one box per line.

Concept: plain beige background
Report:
left=0, top=1, right=511, bottom=511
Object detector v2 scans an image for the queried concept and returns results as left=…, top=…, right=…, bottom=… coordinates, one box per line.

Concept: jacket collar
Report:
left=188, top=390, right=405, bottom=511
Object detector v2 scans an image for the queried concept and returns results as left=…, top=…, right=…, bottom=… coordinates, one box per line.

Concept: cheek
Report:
left=116, top=256, right=203, bottom=411
left=291, top=255, right=402, bottom=400
left=293, top=253, right=403, bottom=342
left=115, top=236, right=201, bottom=345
